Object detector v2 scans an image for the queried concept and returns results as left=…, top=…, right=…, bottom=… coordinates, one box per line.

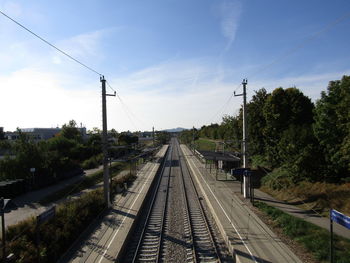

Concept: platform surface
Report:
left=60, top=145, right=168, bottom=263
left=181, top=145, right=302, bottom=263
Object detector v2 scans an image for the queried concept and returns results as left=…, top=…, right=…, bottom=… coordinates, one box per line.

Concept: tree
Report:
left=0, top=128, right=5, bottom=140
left=61, top=120, right=82, bottom=142
left=313, top=75, right=350, bottom=180
left=118, top=133, right=138, bottom=145
left=247, top=88, right=270, bottom=156
left=263, top=87, right=314, bottom=168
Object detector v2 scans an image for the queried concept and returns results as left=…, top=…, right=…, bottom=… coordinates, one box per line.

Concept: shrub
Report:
left=2, top=190, right=105, bottom=263
left=261, top=167, right=293, bottom=190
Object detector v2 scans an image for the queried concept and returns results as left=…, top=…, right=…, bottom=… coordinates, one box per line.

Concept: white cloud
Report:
left=219, top=0, right=242, bottom=51
left=0, top=68, right=101, bottom=131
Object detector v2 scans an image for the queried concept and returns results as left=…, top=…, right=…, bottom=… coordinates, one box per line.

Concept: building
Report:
left=5, top=127, right=87, bottom=141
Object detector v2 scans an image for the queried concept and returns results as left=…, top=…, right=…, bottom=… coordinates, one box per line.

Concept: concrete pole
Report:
left=101, top=76, right=110, bottom=208
left=152, top=126, right=155, bottom=146
left=242, top=79, right=249, bottom=198
left=235, top=79, right=249, bottom=198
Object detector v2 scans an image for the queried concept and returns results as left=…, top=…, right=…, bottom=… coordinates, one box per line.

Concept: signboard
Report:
left=331, top=209, right=350, bottom=230
left=232, top=168, right=250, bottom=176
left=37, top=206, right=56, bottom=225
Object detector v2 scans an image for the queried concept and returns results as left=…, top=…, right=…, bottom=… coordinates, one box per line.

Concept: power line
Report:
left=106, top=81, right=151, bottom=130
left=0, top=9, right=102, bottom=76
left=207, top=83, right=241, bottom=124
left=209, top=11, right=350, bottom=125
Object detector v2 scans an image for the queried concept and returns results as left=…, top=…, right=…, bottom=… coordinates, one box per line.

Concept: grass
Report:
left=255, top=201, right=350, bottom=262
left=39, top=162, right=126, bottom=205
left=194, top=137, right=239, bottom=152
left=194, top=138, right=217, bottom=151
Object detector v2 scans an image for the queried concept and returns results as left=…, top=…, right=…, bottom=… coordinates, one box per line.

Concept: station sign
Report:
left=231, top=168, right=250, bottom=176
left=331, top=209, right=350, bottom=230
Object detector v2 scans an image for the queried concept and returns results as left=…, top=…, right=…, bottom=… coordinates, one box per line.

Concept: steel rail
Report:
left=132, top=145, right=172, bottom=263
left=176, top=140, right=221, bottom=263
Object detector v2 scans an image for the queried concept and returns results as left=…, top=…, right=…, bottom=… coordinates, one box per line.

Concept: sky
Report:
left=0, top=0, right=350, bottom=132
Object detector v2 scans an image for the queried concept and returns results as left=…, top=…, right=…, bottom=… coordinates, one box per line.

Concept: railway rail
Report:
left=123, top=138, right=228, bottom=263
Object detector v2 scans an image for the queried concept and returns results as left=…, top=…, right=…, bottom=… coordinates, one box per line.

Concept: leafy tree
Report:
left=263, top=87, right=314, bottom=168
left=61, top=120, right=82, bottom=142
left=313, top=75, right=350, bottom=180
left=156, top=131, right=171, bottom=144
left=247, top=88, right=270, bottom=156
left=0, top=128, right=4, bottom=140
left=118, top=133, right=138, bottom=145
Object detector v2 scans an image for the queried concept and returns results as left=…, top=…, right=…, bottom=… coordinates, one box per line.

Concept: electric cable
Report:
left=0, top=9, right=102, bottom=76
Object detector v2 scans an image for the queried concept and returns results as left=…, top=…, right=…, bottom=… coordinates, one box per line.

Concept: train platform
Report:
left=181, top=144, right=302, bottom=263
left=60, top=145, right=168, bottom=263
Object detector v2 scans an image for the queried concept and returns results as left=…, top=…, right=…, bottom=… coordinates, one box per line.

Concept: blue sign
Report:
left=331, top=209, right=350, bottom=230
left=232, top=168, right=250, bottom=176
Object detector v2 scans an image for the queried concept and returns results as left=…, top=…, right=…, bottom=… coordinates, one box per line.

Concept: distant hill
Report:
left=162, top=127, right=187, bottom=133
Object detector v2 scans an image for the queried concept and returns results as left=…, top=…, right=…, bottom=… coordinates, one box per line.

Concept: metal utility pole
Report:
left=152, top=126, right=155, bottom=146
left=101, top=76, right=116, bottom=208
left=234, top=79, right=249, bottom=198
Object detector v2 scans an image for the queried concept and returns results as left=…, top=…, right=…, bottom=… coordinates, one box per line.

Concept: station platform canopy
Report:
left=197, top=150, right=240, bottom=162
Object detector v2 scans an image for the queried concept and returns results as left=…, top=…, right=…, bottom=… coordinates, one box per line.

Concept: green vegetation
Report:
left=1, top=190, right=105, bottom=263
left=255, top=202, right=350, bottom=262
left=39, top=162, right=126, bottom=205
left=1, top=163, right=139, bottom=262
left=0, top=120, right=103, bottom=189
left=180, top=75, right=350, bottom=189
left=195, top=138, right=216, bottom=151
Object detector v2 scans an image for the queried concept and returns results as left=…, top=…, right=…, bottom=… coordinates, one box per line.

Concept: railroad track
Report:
left=131, top=144, right=172, bottom=262
left=176, top=140, right=220, bottom=263
left=127, top=138, right=224, bottom=263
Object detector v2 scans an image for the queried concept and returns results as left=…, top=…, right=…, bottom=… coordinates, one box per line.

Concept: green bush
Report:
left=81, top=154, right=103, bottom=169
left=2, top=190, right=105, bottom=263
left=261, top=167, right=293, bottom=190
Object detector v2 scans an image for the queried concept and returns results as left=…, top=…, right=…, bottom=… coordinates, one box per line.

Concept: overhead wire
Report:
left=207, top=83, right=241, bottom=125
left=208, top=10, right=350, bottom=125
left=106, top=81, right=152, bottom=131
left=0, top=9, right=102, bottom=76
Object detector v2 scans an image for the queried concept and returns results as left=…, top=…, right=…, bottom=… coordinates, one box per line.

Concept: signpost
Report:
left=232, top=168, right=250, bottom=195
left=330, top=209, right=350, bottom=263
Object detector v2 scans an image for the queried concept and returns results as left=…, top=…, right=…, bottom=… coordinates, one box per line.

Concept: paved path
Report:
left=4, top=164, right=120, bottom=228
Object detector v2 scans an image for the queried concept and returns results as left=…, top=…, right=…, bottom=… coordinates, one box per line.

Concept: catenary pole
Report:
left=101, top=76, right=116, bottom=208
left=101, top=76, right=110, bottom=207
left=235, top=79, right=249, bottom=198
